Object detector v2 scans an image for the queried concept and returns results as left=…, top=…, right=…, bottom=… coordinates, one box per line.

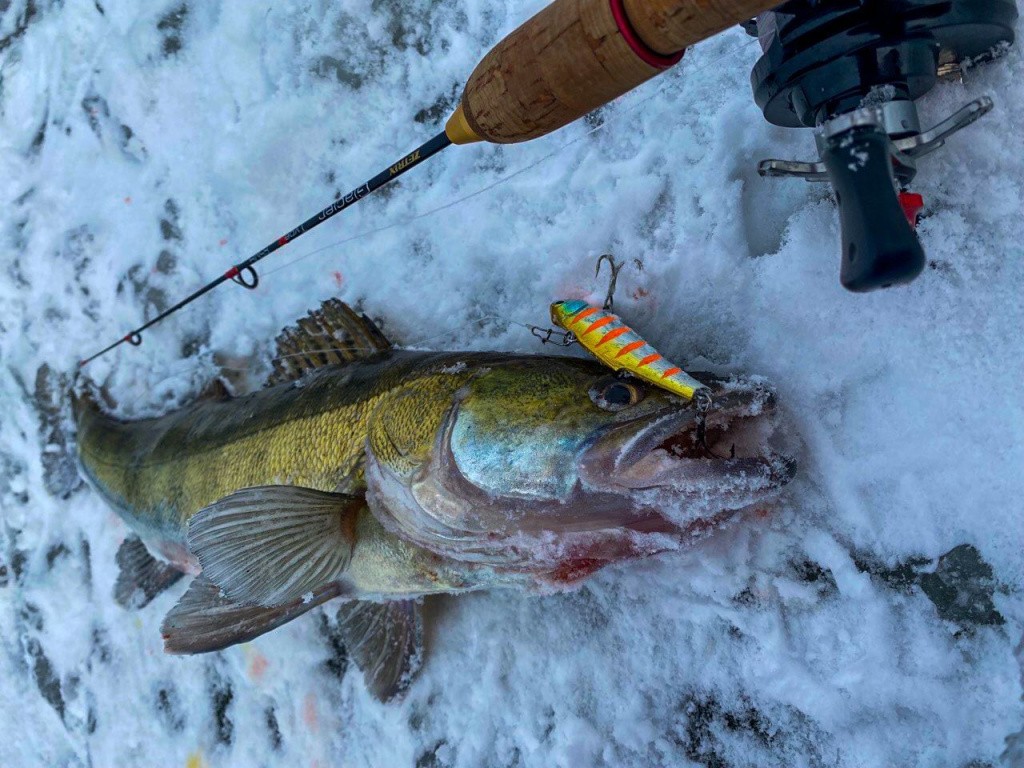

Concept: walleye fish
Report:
left=74, top=300, right=794, bottom=700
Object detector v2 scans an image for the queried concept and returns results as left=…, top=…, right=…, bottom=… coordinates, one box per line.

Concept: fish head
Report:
left=364, top=355, right=794, bottom=573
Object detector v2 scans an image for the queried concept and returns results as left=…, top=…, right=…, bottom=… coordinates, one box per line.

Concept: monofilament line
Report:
left=78, top=131, right=453, bottom=367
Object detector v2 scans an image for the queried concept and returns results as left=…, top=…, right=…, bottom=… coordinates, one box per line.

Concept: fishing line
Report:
left=262, top=37, right=759, bottom=279
left=78, top=132, right=453, bottom=368
left=79, top=35, right=758, bottom=369
left=141, top=312, right=547, bottom=395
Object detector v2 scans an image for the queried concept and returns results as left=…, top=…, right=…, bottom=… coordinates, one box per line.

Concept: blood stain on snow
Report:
left=302, top=692, right=319, bottom=733
left=247, top=649, right=269, bottom=682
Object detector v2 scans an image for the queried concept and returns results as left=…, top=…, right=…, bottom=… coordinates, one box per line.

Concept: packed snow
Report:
left=1, top=1, right=1022, bottom=766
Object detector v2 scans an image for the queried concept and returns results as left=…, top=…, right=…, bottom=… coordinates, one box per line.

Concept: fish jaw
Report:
left=578, top=377, right=795, bottom=525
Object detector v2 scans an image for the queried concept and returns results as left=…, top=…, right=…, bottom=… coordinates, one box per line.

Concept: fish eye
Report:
left=589, top=377, right=645, bottom=412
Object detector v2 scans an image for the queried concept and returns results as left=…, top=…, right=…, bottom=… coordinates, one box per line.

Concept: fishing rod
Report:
left=78, top=133, right=452, bottom=367
left=80, top=0, right=779, bottom=367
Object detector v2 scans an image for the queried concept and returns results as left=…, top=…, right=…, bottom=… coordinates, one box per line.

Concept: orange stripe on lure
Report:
left=550, top=300, right=707, bottom=401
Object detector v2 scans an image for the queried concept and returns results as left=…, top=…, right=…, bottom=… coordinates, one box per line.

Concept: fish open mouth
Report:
left=579, top=375, right=796, bottom=507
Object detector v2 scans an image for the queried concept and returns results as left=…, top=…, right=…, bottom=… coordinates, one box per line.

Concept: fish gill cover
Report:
left=0, top=0, right=1022, bottom=766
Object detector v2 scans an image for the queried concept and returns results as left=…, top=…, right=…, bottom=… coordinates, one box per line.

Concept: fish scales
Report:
left=76, top=351, right=479, bottom=543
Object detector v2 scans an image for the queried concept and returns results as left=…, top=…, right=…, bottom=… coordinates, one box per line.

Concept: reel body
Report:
left=749, top=0, right=1017, bottom=292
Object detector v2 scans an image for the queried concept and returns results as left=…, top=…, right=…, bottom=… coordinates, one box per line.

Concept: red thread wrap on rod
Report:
left=610, top=0, right=684, bottom=69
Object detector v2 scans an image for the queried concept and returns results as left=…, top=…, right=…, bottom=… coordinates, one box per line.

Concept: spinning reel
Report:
left=747, top=0, right=1018, bottom=292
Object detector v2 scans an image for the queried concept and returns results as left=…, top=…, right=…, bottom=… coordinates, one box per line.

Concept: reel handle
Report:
left=820, top=125, right=926, bottom=292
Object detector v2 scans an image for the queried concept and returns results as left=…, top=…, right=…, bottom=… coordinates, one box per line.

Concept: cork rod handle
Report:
left=446, top=0, right=778, bottom=145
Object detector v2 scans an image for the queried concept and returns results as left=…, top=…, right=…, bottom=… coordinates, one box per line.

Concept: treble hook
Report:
left=596, top=254, right=624, bottom=311
left=694, top=388, right=712, bottom=444
left=693, top=388, right=734, bottom=459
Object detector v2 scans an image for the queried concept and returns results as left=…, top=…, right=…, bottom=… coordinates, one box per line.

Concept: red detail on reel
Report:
left=609, top=0, right=685, bottom=70
left=224, top=266, right=240, bottom=279
left=899, top=192, right=925, bottom=228
left=277, top=236, right=289, bottom=246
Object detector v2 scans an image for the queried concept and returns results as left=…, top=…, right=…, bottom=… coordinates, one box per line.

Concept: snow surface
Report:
left=2, top=1, right=1023, bottom=766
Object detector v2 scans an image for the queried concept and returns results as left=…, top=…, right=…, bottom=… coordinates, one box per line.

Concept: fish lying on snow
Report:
left=74, top=300, right=794, bottom=700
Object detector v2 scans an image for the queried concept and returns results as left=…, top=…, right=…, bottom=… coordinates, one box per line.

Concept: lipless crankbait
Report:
left=550, top=300, right=709, bottom=402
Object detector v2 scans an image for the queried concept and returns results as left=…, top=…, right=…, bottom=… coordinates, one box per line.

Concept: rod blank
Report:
left=79, top=132, right=451, bottom=367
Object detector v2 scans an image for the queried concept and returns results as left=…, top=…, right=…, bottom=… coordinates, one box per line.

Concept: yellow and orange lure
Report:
left=550, top=300, right=708, bottom=401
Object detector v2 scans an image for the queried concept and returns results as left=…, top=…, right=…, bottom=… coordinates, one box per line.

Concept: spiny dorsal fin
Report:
left=334, top=599, right=423, bottom=702
left=265, top=299, right=392, bottom=387
left=187, top=485, right=361, bottom=607
left=35, top=364, right=83, bottom=499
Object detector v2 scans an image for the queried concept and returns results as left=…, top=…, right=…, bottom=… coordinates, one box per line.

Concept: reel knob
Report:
left=758, top=97, right=997, bottom=292
left=820, top=123, right=925, bottom=292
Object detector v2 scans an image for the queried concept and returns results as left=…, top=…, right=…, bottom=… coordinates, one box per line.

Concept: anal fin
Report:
left=335, top=599, right=423, bottom=702
left=161, top=575, right=341, bottom=654
left=114, top=536, right=185, bottom=609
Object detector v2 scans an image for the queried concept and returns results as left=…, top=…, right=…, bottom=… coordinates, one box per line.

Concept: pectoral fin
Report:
left=114, top=536, right=185, bottom=609
left=335, top=599, right=423, bottom=702
left=162, top=575, right=341, bottom=654
left=187, top=486, right=360, bottom=607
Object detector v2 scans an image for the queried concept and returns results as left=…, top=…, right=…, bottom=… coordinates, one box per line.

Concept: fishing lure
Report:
left=550, top=299, right=709, bottom=402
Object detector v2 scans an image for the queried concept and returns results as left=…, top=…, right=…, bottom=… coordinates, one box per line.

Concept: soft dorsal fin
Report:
left=187, top=485, right=361, bottom=607
left=265, top=299, right=392, bottom=387
left=196, top=376, right=233, bottom=402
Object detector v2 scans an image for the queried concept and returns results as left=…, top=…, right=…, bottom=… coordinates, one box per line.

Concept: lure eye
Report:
left=589, top=377, right=645, bottom=412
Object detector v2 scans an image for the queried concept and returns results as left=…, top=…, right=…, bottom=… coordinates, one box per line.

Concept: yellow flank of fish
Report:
left=550, top=300, right=707, bottom=400
left=74, top=352, right=496, bottom=597
left=76, top=364, right=472, bottom=537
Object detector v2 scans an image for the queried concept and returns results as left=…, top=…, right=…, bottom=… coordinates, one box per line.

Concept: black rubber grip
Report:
left=821, top=126, right=926, bottom=292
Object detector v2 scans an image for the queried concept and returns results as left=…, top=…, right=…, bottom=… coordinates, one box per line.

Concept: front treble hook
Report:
left=596, top=254, right=624, bottom=311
